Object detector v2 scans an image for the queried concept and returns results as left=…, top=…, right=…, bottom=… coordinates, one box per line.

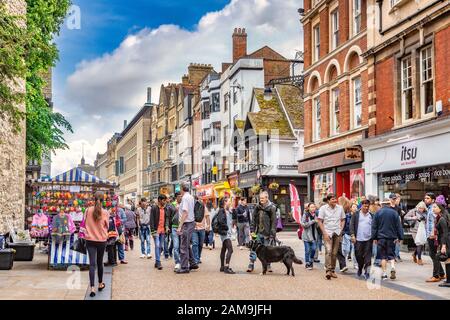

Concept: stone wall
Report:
left=0, top=0, right=27, bottom=233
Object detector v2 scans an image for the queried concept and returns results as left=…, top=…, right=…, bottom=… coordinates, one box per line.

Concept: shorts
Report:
left=377, top=238, right=396, bottom=261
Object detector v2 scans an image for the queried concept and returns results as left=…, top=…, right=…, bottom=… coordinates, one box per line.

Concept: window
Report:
left=202, top=101, right=211, bottom=119
left=353, top=77, right=362, bottom=128
left=212, top=93, right=220, bottom=112
left=157, top=147, right=161, bottom=162
left=353, top=0, right=361, bottom=35
left=313, top=25, right=320, bottom=62
left=330, top=88, right=340, bottom=135
left=233, top=83, right=238, bottom=104
left=119, top=157, right=124, bottom=174
left=331, top=10, right=339, bottom=50
left=224, top=93, right=229, bottom=112
left=203, top=128, right=211, bottom=148
left=212, top=122, right=221, bottom=145
left=169, top=141, right=174, bottom=159
left=390, top=0, right=400, bottom=7
left=313, top=97, right=321, bottom=142
left=401, top=56, right=414, bottom=121
left=421, top=46, right=434, bottom=115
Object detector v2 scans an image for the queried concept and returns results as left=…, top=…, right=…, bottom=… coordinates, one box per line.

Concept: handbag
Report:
left=71, top=237, right=87, bottom=254
left=118, top=233, right=126, bottom=244
left=414, top=221, right=427, bottom=246
left=276, top=217, right=284, bottom=232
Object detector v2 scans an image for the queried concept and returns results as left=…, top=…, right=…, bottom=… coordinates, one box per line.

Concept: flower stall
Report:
left=31, top=167, right=118, bottom=270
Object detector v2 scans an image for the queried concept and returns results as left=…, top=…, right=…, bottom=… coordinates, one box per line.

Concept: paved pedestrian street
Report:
left=111, top=232, right=449, bottom=300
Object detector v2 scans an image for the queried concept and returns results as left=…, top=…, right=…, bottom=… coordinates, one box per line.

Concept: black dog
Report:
left=248, top=240, right=303, bottom=276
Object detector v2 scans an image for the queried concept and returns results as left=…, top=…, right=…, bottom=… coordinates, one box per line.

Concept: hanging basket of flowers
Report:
left=233, top=187, right=243, bottom=196
left=269, top=182, right=279, bottom=191
left=251, top=184, right=261, bottom=194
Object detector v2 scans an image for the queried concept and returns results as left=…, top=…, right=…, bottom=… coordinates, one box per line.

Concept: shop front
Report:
left=298, top=147, right=365, bottom=204
left=213, top=181, right=231, bottom=199
left=362, top=121, right=450, bottom=211
left=238, top=169, right=260, bottom=204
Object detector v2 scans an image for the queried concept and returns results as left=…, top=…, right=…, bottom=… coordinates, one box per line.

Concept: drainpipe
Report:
left=376, top=0, right=383, bottom=34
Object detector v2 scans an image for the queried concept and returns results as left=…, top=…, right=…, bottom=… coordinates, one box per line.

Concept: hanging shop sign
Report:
left=239, top=170, right=259, bottom=189
left=227, top=172, right=240, bottom=189
left=299, top=148, right=363, bottom=173
left=196, top=184, right=215, bottom=199
left=277, top=165, right=298, bottom=170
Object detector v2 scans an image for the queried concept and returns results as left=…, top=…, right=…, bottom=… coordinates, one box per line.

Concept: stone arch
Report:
left=307, top=70, right=322, bottom=94
left=324, top=59, right=341, bottom=83
left=344, top=45, right=363, bottom=72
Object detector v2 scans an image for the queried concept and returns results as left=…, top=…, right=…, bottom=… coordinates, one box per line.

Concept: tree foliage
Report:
left=0, top=0, right=73, bottom=162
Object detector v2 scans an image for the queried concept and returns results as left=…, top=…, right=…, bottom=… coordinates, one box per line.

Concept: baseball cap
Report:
left=381, top=198, right=391, bottom=205
left=389, top=193, right=397, bottom=200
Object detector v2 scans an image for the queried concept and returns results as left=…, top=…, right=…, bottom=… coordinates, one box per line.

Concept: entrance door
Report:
left=336, top=171, right=350, bottom=198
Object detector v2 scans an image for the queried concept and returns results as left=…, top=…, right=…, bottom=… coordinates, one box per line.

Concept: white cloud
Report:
left=52, top=0, right=303, bottom=176
left=51, top=133, right=112, bottom=176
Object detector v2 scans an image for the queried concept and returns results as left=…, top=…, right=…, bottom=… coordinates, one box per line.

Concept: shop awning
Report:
left=34, top=168, right=117, bottom=187
left=214, top=181, right=231, bottom=198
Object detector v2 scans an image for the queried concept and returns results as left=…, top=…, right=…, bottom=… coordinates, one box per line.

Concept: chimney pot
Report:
left=232, top=27, right=248, bottom=63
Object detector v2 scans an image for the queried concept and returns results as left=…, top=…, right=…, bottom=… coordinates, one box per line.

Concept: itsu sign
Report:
left=400, top=145, right=418, bottom=166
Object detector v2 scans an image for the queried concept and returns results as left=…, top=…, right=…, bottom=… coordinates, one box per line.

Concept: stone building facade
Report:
left=0, top=0, right=27, bottom=232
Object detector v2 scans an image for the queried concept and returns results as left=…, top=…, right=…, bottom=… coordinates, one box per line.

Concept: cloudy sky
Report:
left=51, top=0, right=304, bottom=176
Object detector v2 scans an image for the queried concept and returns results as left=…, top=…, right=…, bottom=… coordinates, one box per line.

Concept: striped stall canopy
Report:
left=37, top=167, right=117, bottom=187
left=49, top=234, right=89, bottom=268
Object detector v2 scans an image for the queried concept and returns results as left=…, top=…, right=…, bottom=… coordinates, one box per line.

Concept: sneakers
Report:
left=390, top=269, right=396, bottom=280
left=224, top=267, right=235, bottom=274
left=246, top=264, right=254, bottom=273
left=175, top=269, right=190, bottom=274
left=147, top=254, right=152, bottom=259
left=314, top=259, right=321, bottom=263
left=306, top=263, right=313, bottom=270
left=363, top=272, right=370, bottom=280
left=189, top=264, right=199, bottom=270
left=382, top=273, right=388, bottom=280
left=154, top=263, right=163, bottom=270
left=239, top=246, right=244, bottom=250
left=340, top=266, right=348, bottom=273
left=140, top=254, right=146, bottom=259
left=438, top=282, right=450, bottom=287
left=174, top=263, right=181, bottom=271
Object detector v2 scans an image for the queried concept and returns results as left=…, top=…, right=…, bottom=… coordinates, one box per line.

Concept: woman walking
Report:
left=84, top=191, right=110, bottom=298
left=217, top=197, right=235, bottom=274
left=124, top=204, right=137, bottom=251
left=404, top=201, right=427, bottom=265
left=301, top=203, right=318, bottom=270
left=434, top=203, right=450, bottom=287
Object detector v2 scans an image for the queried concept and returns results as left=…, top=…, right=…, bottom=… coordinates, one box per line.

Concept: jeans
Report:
left=139, top=225, right=151, bottom=255
left=237, top=222, right=250, bottom=246
left=86, top=241, right=107, bottom=287
left=249, top=235, right=269, bottom=264
left=171, top=228, right=180, bottom=264
left=163, top=232, right=169, bottom=258
left=117, top=242, right=125, bottom=261
left=153, top=233, right=165, bottom=263
left=192, top=229, right=206, bottom=264
left=314, top=234, right=323, bottom=260
left=206, top=230, right=214, bottom=246
left=428, top=238, right=445, bottom=278
left=304, top=241, right=317, bottom=264
left=373, top=243, right=381, bottom=265
left=325, top=233, right=341, bottom=273
left=342, top=234, right=352, bottom=258
left=395, top=241, right=401, bottom=259
left=180, top=221, right=196, bottom=270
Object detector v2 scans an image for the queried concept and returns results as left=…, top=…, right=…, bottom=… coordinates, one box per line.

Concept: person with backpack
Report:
left=192, top=197, right=209, bottom=265
left=215, top=197, right=235, bottom=274
left=434, top=203, right=450, bottom=287
left=246, top=191, right=277, bottom=273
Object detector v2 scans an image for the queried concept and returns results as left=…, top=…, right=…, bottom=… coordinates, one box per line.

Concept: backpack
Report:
left=194, top=200, right=205, bottom=223
left=212, top=213, right=220, bottom=234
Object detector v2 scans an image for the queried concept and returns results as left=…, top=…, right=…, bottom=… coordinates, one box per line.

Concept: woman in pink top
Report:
left=84, top=191, right=109, bottom=297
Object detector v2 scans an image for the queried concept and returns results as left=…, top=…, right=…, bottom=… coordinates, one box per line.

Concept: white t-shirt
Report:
left=318, top=204, right=345, bottom=237
left=179, top=192, right=195, bottom=223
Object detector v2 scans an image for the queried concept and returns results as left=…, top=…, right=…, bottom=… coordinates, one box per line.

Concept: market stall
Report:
left=31, top=167, right=118, bottom=270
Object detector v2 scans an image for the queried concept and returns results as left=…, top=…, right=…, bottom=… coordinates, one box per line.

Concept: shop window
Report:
left=331, top=9, right=339, bottom=50
left=420, top=46, right=434, bottom=116
left=330, top=87, right=340, bottom=135
left=313, top=172, right=334, bottom=204
left=401, top=56, right=414, bottom=122
left=313, top=97, right=321, bottom=142
left=352, top=76, right=362, bottom=128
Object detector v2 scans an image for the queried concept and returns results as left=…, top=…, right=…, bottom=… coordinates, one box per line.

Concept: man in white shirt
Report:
left=317, top=193, right=346, bottom=280
left=176, top=184, right=198, bottom=274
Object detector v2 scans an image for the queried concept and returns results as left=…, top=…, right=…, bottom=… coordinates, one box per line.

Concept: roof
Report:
left=245, top=88, right=295, bottom=140
left=119, top=104, right=152, bottom=140
left=247, top=46, right=288, bottom=61
left=275, top=84, right=304, bottom=130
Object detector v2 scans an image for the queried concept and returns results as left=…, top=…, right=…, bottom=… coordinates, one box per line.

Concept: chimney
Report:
left=222, top=62, right=232, bottom=73
left=182, top=74, right=189, bottom=85
left=232, top=27, right=247, bottom=63
left=124, top=120, right=128, bottom=129
left=146, top=87, right=152, bottom=103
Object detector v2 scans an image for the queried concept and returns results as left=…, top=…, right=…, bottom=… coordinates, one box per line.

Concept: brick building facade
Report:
left=299, top=0, right=368, bottom=203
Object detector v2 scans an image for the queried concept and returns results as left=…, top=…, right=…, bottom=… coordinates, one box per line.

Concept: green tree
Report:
left=0, top=0, right=73, bottom=161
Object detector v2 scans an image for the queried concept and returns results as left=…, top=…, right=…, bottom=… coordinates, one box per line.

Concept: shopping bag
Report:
left=414, top=221, right=427, bottom=246
left=71, top=238, right=87, bottom=254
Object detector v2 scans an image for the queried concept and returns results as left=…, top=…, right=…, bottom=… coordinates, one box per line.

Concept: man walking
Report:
left=170, top=192, right=182, bottom=271
left=247, top=191, right=277, bottom=273
left=317, top=193, right=346, bottom=280
left=236, top=198, right=251, bottom=249
left=137, top=199, right=152, bottom=259
left=176, top=184, right=198, bottom=274
left=350, top=199, right=372, bottom=279
left=424, top=192, right=446, bottom=282
left=150, top=195, right=170, bottom=270
left=371, top=196, right=404, bottom=280
left=192, top=199, right=210, bottom=265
